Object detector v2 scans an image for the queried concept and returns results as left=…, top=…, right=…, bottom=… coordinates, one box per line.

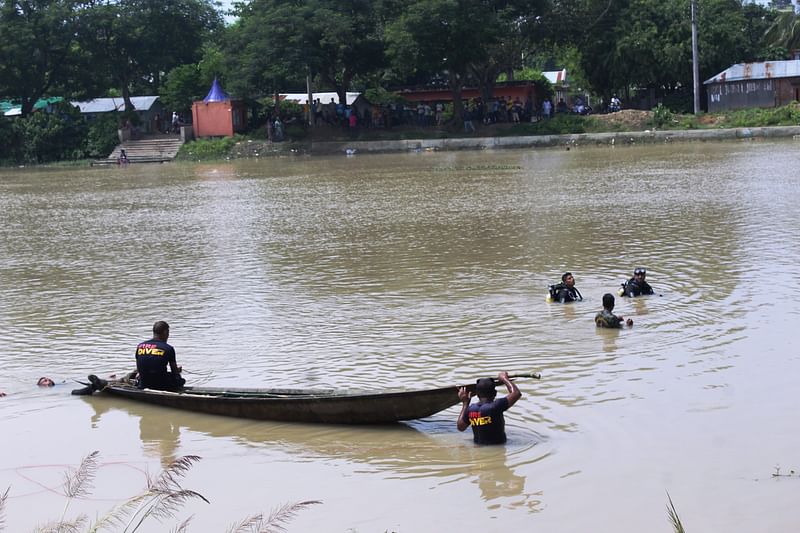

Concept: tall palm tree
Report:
left=765, top=8, right=800, bottom=56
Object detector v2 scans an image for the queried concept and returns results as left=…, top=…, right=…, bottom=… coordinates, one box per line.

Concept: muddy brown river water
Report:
left=1, top=140, right=799, bottom=532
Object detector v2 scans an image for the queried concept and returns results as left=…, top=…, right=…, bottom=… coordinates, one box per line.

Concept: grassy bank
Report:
left=174, top=102, right=800, bottom=160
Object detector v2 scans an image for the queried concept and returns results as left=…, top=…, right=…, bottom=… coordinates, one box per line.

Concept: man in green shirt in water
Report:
left=595, top=293, right=633, bottom=328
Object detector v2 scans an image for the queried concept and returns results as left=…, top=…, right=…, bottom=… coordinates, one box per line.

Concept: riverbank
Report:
left=225, top=124, right=800, bottom=159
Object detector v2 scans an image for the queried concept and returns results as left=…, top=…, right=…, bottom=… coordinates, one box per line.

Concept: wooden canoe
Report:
left=78, top=376, right=463, bottom=424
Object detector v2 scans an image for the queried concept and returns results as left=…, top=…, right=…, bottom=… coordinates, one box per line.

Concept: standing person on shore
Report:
left=135, top=321, right=185, bottom=391
left=543, top=98, right=552, bottom=119
left=463, top=105, right=476, bottom=133
left=457, top=371, right=522, bottom=445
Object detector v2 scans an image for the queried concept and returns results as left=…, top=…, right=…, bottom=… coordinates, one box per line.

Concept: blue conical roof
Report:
left=203, top=77, right=230, bottom=102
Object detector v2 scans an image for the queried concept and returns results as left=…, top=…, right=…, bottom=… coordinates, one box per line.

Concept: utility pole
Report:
left=691, top=0, right=700, bottom=114
left=306, top=72, right=314, bottom=127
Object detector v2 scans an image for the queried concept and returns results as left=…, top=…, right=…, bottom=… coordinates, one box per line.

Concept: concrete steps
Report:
left=93, top=135, right=184, bottom=165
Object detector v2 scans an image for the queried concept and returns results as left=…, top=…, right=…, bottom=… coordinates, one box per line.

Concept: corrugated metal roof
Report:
left=281, top=92, right=360, bottom=105
left=4, top=96, right=159, bottom=116
left=74, top=96, right=160, bottom=113
left=704, top=60, right=800, bottom=84
left=3, top=97, right=65, bottom=116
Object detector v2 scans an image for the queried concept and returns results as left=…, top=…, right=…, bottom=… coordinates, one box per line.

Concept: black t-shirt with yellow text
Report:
left=135, top=338, right=176, bottom=377
left=462, top=397, right=510, bottom=445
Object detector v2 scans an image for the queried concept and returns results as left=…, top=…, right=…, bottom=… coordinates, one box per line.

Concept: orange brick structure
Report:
left=191, top=78, right=247, bottom=138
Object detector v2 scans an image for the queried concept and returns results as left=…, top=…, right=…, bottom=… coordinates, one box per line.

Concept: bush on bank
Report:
left=0, top=104, right=119, bottom=165
left=175, top=135, right=240, bottom=160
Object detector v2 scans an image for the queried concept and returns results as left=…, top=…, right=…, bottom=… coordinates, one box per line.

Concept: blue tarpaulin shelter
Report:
left=203, top=78, right=230, bottom=103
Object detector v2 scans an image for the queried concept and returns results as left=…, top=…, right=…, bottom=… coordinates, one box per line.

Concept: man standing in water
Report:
left=595, top=293, right=634, bottom=328
left=621, top=267, right=654, bottom=297
left=135, top=321, right=185, bottom=391
left=551, top=271, right=583, bottom=303
left=457, top=371, right=522, bottom=444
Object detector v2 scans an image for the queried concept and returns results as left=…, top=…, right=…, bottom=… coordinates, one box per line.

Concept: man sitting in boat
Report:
left=457, top=371, right=521, bottom=445
left=135, top=321, right=185, bottom=391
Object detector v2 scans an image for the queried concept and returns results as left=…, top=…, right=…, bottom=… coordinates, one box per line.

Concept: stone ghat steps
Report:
left=93, top=137, right=184, bottom=165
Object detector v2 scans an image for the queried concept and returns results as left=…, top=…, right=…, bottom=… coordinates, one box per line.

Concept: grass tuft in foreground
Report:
left=666, top=491, right=686, bottom=533
left=1, top=452, right=319, bottom=533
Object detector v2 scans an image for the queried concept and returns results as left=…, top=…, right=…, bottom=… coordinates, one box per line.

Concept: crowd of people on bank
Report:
left=303, top=94, right=586, bottom=134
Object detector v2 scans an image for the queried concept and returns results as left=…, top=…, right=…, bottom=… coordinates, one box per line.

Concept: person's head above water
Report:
left=602, top=293, right=615, bottom=311
left=153, top=320, right=170, bottom=341
left=37, top=377, right=55, bottom=387
left=633, top=267, right=647, bottom=280
left=475, top=377, right=497, bottom=401
left=562, top=272, right=574, bottom=287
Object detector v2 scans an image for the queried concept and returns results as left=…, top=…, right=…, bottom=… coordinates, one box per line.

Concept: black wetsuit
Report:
left=135, top=338, right=184, bottom=391
left=622, top=278, right=654, bottom=297
left=461, top=397, right=510, bottom=445
left=556, top=285, right=583, bottom=303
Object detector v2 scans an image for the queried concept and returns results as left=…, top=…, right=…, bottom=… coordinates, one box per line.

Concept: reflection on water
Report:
left=82, top=393, right=546, bottom=509
left=2, top=141, right=800, bottom=531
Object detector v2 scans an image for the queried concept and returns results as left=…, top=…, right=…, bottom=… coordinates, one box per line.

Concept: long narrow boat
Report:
left=75, top=373, right=539, bottom=425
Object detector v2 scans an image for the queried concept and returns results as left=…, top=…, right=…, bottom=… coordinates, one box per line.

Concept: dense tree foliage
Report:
left=385, top=0, right=547, bottom=120
left=765, top=7, right=800, bottom=52
left=224, top=0, right=384, bottom=104
left=557, top=0, right=778, bottom=106
left=76, top=0, right=223, bottom=110
left=0, top=0, right=798, bottom=163
left=0, top=0, right=84, bottom=116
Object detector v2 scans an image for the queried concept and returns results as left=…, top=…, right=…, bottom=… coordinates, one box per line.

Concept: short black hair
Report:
left=475, top=378, right=497, bottom=400
left=561, top=272, right=572, bottom=283
left=153, top=321, right=170, bottom=336
left=602, top=293, right=615, bottom=309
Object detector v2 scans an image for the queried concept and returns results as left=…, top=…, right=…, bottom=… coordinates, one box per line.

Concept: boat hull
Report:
left=92, top=381, right=463, bottom=424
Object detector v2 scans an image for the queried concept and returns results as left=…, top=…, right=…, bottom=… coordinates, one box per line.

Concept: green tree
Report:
left=765, top=7, right=800, bottom=52
left=77, top=0, right=223, bottom=110
left=10, top=101, right=88, bottom=163
left=385, top=0, right=490, bottom=121
left=385, top=0, right=546, bottom=121
left=160, top=45, right=225, bottom=115
left=0, top=0, right=83, bottom=116
left=226, top=0, right=384, bottom=105
left=566, top=0, right=777, bottom=105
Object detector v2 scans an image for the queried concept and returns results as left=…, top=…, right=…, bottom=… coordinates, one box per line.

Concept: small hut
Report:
left=704, top=60, right=800, bottom=112
left=191, top=78, right=247, bottom=138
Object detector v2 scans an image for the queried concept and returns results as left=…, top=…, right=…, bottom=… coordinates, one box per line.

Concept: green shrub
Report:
left=9, top=102, right=88, bottom=163
left=285, top=123, right=308, bottom=140
left=0, top=117, right=16, bottom=164
left=715, top=103, right=800, bottom=128
left=175, top=135, right=239, bottom=160
left=364, top=87, right=407, bottom=106
left=84, top=114, right=120, bottom=158
left=524, top=113, right=588, bottom=135
left=652, top=103, right=674, bottom=128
